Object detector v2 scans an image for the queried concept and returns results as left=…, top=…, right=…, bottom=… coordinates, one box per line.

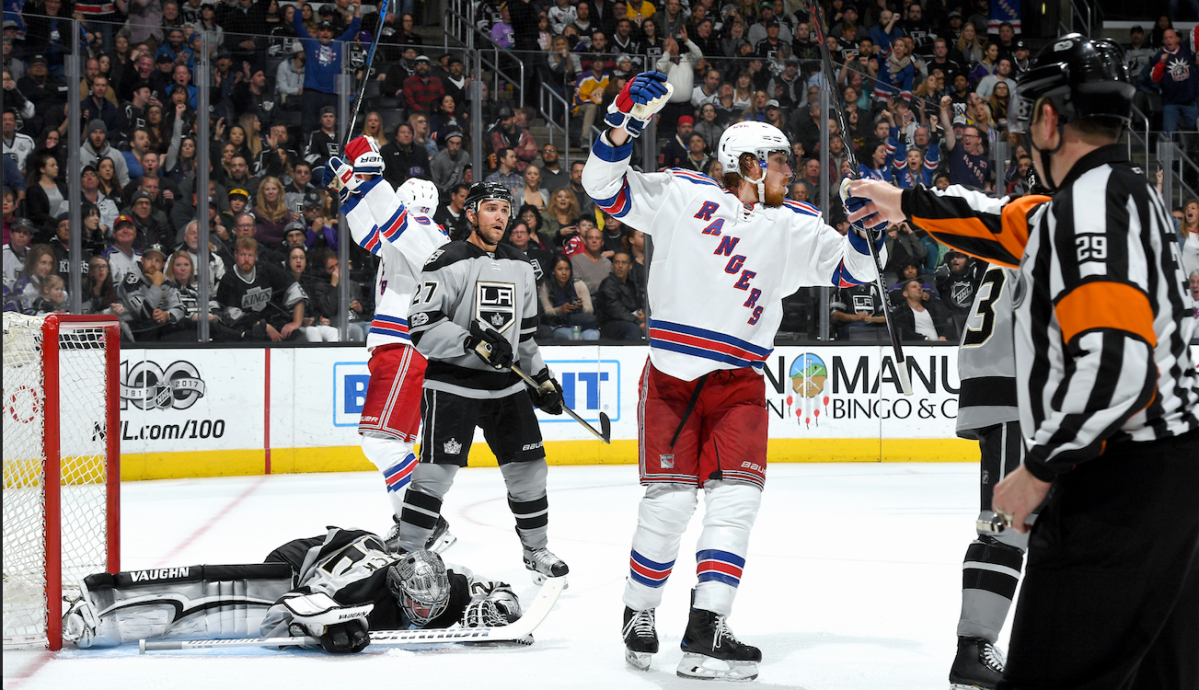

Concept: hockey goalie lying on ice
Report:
left=62, top=527, right=528, bottom=653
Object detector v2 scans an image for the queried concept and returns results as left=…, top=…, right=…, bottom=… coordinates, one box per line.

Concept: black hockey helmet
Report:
left=1009, top=34, right=1135, bottom=135
left=464, top=181, right=514, bottom=214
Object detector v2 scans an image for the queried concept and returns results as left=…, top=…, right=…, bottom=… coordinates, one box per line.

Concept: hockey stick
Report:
left=510, top=363, right=612, bottom=445
left=807, top=1, right=914, bottom=397
left=342, top=0, right=391, bottom=151
left=139, top=574, right=566, bottom=653
left=470, top=327, right=612, bottom=444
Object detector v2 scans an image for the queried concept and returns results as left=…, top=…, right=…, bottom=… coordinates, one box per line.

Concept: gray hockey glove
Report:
left=530, top=368, right=564, bottom=415
left=466, top=321, right=514, bottom=370
left=282, top=592, right=373, bottom=654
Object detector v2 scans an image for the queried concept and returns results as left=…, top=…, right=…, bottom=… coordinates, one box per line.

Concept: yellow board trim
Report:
left=119, top=439, right=978, bottom=481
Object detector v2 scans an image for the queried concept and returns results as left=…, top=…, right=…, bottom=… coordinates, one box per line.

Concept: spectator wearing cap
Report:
left=118, top=242, right=186, bottom=342
left=223, top=188, right=251, bottom=229
left=754, top=18, right=785, bottom=60
left=124, top=189, right=171, bottom=249
left=49, top=212, right=99, bottom=278
left=230, top=64, right=277, bottom=127
left=292, top=0, right=362, bottom=133
left=303, top=106, right=340, bottom=171
left=769, top=56, right=804, bottom=109
left=490, top=3, right=514, bottom=48
left=430, top=129, right=469, bottom=196
left=102, top=215, right=146, bottom=286
left=281, top=220, right=308, bottom=251
left=658, top=115, right=693, bottom=169
left=194, top=3, right=225, bottom=52
left=402, top=54, right=446, bottom=115
left=441, top=56, right=469, bottom=107
left=380, top=45, right=419, bottom=98
left=380, top=122, right=431, bottom=188
left=17, top=53, right=69, bottom=113
left=298, top=192, right=332, bottom=248
left=122, top=80, right=154, bottom=133
left=3, top=218, right=34, bottom=290
left=82, top=120, right=135, bottom=187
left=655, top=34, right=702, bottom=132
left=1011, top=38, right=1031, bottom=76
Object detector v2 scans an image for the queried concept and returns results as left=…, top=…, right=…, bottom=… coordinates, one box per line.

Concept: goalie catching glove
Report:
left=466, top=321, right=514, bottom=370
left=281, top=592, right=373, bottom=654
left=604, top=71, right=673, bottom=138
left=530, top=368, right=564, bottom=415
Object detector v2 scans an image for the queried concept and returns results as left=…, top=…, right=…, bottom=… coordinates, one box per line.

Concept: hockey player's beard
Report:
left=762, top=178, right=787, bottom=207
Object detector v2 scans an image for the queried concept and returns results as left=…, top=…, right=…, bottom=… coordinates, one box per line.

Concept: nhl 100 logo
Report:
left=119, top=359, right=208, bottom=410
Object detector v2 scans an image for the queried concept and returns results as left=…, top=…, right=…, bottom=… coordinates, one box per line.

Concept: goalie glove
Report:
left=530, top=368, right=564, bottom=415
left=604, top=71, right=673, bottom=138
left=839, top=178, right=888, bottom=251
left=282, top=592, right=374, bottom=654
left=466, top=321, right=514, bottom=370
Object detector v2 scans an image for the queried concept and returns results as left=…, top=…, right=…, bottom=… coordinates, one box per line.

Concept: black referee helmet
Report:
left=1009, top=33, right=1136, bottom=135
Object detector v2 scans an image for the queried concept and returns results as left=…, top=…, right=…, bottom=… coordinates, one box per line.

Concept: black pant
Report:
left=999, top=429, right=1199, bottom=690
left=418, top=387, right=546, bottom=467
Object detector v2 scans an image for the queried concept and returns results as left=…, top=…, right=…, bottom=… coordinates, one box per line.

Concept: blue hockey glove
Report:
left=840, top=178, right=888, bottom=251
left=604, top=71, right=673, bottom=138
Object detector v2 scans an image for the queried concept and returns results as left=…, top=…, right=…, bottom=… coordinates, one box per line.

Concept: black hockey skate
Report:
left=622, top=607, right=658, bottom=670
left=522, top=544, right=569, bottom=586
left=385, top=515, right=456, bottom=554
left=677, top=606, right=761, bottom=682
left=949, top=636, right=1006, bottom=689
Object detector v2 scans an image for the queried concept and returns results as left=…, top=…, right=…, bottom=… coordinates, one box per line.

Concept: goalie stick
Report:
left=807, top=0, right=914, bottom=397
left=139, top=575, right=566, bottom=653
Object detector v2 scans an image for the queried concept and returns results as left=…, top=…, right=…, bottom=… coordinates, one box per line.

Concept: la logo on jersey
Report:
left=475, top=281, right=516, bottom=332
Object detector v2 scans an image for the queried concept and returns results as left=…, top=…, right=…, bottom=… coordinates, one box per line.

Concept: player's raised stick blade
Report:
left=140, top=576, right=566, bottom=653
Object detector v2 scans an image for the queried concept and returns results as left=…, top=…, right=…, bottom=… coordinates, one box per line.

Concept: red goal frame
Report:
left=37, top=315, right=121, bottom=651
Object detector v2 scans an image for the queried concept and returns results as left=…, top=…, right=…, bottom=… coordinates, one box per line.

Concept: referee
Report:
left=846, top=35, right=1199, bottom=689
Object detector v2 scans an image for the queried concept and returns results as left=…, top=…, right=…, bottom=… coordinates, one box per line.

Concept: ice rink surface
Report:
left=3, top=462, right=1009, bottom=690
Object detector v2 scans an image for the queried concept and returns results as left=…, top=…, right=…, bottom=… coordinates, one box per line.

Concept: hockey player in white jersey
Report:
left=323, top=136, right=452, bottom=553
left=583, top=71, right=886, bottom=681
left=950, top=264, right=1026, bottom=690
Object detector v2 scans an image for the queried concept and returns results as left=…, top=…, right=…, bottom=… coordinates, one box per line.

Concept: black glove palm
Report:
left=318, top=620, right=370, bottom=654
left=466, top=322, right=515, bottom=370
left=531, top=369, right=564, bottom=415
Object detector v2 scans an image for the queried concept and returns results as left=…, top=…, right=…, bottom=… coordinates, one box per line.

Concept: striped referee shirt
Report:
left=900, top=145, right=1199, bottom=480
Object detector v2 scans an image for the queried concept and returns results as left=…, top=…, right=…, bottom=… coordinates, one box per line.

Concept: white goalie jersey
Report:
left=581, top=133, right=884, bottom=381
left=341, top=177, right=449, bottom=351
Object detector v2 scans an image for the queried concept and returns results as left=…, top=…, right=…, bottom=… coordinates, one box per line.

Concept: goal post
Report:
left=3, top=313, right=121, bottom=651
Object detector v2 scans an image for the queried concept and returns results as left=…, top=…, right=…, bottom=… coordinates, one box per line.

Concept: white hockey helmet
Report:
left=387, top=550, right=451, bottom=626
left=717, top=121, right=792, bottom=203
left=397, top=177, right=440, bottom=218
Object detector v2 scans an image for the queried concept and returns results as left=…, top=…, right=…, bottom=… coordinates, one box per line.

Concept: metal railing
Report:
left=1128, top=103, right=1153, bottom=173
left=539, top=83, right=572, bottom=170
left=442, top=6, right=525, bottom=108
left=1158, top=137, right=1199, bottom=211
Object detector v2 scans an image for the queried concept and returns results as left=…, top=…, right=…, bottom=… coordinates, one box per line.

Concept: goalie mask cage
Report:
left=3, top=313, right=120, bottom=651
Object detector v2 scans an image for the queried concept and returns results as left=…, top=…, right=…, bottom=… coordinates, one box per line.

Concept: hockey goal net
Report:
left=3, top=313, right=121, bottom=651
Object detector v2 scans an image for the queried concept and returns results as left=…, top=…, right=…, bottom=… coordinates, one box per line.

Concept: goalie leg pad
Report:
left=693, top=481, right=761, bottom=617
left=64, top=564, right=294, bottom=648
left=623, top=485, right=698, bottom=612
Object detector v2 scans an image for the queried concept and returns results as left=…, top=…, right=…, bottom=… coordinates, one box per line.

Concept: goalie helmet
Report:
left=387, top=550, right=451, bottom=626
left=464, top=181, right=513, bottom=214
left=397, top=177, right=440, bottom=217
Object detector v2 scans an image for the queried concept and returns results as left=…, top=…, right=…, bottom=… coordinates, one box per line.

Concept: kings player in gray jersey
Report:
left=393, top=181, right=571, bottom=585
left=949, top=264, right=1025, bottom=690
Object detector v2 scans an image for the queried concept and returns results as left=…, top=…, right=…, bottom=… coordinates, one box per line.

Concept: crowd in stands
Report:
left=2, top=0, right=1197, bottom=342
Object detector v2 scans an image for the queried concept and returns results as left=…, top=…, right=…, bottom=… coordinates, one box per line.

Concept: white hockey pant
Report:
left=624, top=480, right=761, bottom=617
left=362, top=432, right=418, bottom=517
